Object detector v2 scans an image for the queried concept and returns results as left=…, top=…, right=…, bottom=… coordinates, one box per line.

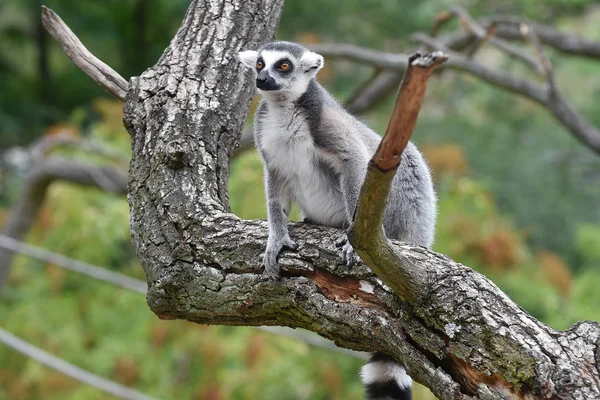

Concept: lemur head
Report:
left=238, top=41, right=324, bottom=102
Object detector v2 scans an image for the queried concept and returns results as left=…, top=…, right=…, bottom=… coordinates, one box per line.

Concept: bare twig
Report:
left=431, top=8, right=541, bottom=72
left=465, top=22, right=496, bottom=57
left=309, top=39, right=600, bottom=153
left=430, top=10, right=454, bottom=38
left=41, top=6, right=128, bottom=100
left=519, top=23, right=556, bottom=89
left=344, top=70, right=404, bottom=114
left=484, top=16, right=600, bottom=60
left=0, top=328, right=158, bottom=400
left=413, top=33, right=600, bottom=154
left=338, top=9, right=600, bottom=121
left=451, top=7, right=542, bottom=73
left=316, top=39, right=547, bottom=103
left=413, top=33, right=547, bottom=99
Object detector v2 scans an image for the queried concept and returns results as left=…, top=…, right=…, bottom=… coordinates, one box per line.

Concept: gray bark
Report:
left=40, top=0, right=600, bottom=398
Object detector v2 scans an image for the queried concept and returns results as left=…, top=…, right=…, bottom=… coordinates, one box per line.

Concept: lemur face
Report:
left=238, top=41, right=324, bottom=101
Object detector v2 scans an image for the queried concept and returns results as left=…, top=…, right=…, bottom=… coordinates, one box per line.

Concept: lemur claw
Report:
left=341, top=242, right=358, bottom=266
left=336, top=236, right=358, bottom=266
left=262, top=235, right=297, bottom=278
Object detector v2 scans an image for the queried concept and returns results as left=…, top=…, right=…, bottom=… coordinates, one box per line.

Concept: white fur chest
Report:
left=260, top=105, right=314, bottom=175
left=258, top=105, right=346, bottom=227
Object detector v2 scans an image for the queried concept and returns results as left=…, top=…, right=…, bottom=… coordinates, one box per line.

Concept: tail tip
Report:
left=361, top=353, right=412, bottom=400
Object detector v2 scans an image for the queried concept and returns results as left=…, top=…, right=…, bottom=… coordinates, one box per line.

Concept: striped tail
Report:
left=360, top=352, right=412, bottom=400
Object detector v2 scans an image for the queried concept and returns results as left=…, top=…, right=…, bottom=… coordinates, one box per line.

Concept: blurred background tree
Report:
left=0, top=0, right=599, bottom=399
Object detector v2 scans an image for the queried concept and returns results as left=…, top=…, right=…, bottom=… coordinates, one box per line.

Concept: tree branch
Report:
left=414, top=33, right=600, bottom=154
left=313, top=37, right=600, bottom=154
left=47, top=0, right=600, bottom=397
left=436, top=7, right=543, bottom=73
left=0, top=157, right=127, bottom=290
left=344, top=70, right=404, bottom=114
left=350, top=52, right=447, bottom=303
left=519, top=22, right=557, bottom=90
left=41, top=6, right=128, bottom=100
left=484, top=16, right=600, bottom=60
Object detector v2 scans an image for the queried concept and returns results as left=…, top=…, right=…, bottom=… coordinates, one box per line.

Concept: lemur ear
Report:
left=301, top=51, right=324, bottom=73
left=238, top=50, right=258, bottom=68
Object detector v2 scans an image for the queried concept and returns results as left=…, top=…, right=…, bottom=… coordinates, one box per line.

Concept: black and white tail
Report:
left=360, top=352, right=412, bottom=400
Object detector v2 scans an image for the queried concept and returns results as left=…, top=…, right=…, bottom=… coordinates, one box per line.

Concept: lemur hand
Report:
left=263, top=233, right=298, bottom=278
left=336, top=235, right=359, bottom=267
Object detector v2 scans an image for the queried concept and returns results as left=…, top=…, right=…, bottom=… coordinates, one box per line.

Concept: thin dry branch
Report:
left=484, top=16, right=600, bottom=60
left=344, top=70, right=404, bottom=114
left=519, top=23, right=557, bottom=89
left=41, top=6, right=128, bottom=100
left=414, top=33, right=600, bottom=154
left=318, top=10, right=600, bottom=120
left=440, top=7, right=543, bottom=73
left=465, top=22, right=496, bottom=57
left=314, top=37, right=600, bottom=154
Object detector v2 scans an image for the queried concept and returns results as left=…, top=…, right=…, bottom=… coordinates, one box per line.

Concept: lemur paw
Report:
left=341, top=242, right=358, bottom=266
left=336, top=236, right=358, bottom=266
left=262, top=235, right=297, bottom=278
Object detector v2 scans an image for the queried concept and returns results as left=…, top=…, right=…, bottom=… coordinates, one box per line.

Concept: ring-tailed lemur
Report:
left=238, top=41, right=436, bottom=400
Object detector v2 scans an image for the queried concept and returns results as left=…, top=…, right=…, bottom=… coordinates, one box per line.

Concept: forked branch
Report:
left=312, top=7, right=600, bottom=154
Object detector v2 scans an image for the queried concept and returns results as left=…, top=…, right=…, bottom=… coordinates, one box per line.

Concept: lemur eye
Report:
left=256, top=61, right=264, bottom=70
left=279, top=62, right=291, bottom=71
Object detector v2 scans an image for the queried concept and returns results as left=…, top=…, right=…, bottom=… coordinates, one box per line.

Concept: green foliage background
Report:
left=1, top=0, right=600, bottom=399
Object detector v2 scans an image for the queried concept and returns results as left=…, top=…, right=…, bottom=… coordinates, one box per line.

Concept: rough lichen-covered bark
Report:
left=118, top=1, right=600, bottom=398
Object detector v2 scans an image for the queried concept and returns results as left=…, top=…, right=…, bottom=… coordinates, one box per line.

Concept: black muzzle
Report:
left=256, top=71, right=281, bottom=91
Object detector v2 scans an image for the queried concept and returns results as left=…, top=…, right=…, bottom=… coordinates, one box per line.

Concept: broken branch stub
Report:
left=373, top=52, right=448, bottom=172
left=350, top=52, right=447, bottom=302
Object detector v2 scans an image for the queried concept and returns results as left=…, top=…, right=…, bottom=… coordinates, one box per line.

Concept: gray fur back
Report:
left=255, top=79, right=436, bottom=248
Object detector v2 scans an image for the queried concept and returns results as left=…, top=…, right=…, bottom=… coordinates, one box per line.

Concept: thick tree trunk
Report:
left=41, top=0, right=600, bottom=398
